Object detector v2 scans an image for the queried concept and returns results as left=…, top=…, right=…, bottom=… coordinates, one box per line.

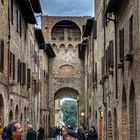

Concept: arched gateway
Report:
left=42, top=16, right=89, bottom=127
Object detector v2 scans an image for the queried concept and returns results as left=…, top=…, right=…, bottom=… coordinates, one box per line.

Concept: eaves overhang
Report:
left=106, top=0, right=121, bottom=13
left=78, top=39, right=88, bottom=59
left=19, top=0, right=36, bottom=24
left=30, top=0, right=42, bottom=13
left=83, top=18, right=94, bottom=38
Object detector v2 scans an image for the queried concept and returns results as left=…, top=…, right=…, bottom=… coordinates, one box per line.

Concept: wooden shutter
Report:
left=95, top=62, right=97, bottom=83
left=109, top=40, right=114, bottom=67
left=9, top=0, right=13, bottom=24
left=101, top=56, right=105, bottom=77
left=129, top=15, right=133, bottom=52
left=17, top=59, right=20, bottom=83
left=27, top=68, right=31, bottom=89
left=119, top=28, right=124, bottom=62
left=93, top=20, right=97, bottom=39
left=10, top=52, right=12, bottom=77
left=22, top=63, right=26, bottom=84
left=0, top=40, right=4, bottom=72
left=13, top=54, right=15, bottom=80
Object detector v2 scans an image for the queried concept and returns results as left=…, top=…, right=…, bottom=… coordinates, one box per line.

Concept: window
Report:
left=27, top=68, right=31, bottom=89
left=16, top=9, right=22, bottom=36
left=119, top=28, right=124, bottom=62
left=0, top=40, right=4, bottom=72
left=9, top=0, right=13, bottom=24
left=109, top=40, right=114, bottom=67
left=129, top=15, right=133, bottom=52
left=17, top=59, right=21, bottom=83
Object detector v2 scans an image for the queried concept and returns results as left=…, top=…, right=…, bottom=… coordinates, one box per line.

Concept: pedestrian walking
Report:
left=87, top=126, right=98, bottom=140
left=26, top=124, right=37, bottom=140
left=37, top=125, right=45, bottom=140
left=6, top=120, right=23, bottom=140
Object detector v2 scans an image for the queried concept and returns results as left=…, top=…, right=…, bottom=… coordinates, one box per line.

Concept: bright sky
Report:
left=40, top=0, right=94, bottom=16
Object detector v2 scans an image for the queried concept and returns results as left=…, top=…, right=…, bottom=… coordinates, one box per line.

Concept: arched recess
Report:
left=114, top=108, right=118, bottom=140
left=52, top=44, right=57, bottom=49
left=108, top=111, right=113, bottom=140
left=122, top=86, right=128, bottom=140
left=129, top=80, right=136, bottom=140
left=0, top=94, right=4, bottom=117
left=51, top=20, right=81, bottom=41
left=67, top=44, right=73, bottom=49
left=9, top=110, right=13, bottom=122
left=59, top=64, right=75, bottom=77
left=15, top=105, right=19, bottom=120
left=24, top=107, right=27, bottom=123
left=59, top=44, right=65, bottom=50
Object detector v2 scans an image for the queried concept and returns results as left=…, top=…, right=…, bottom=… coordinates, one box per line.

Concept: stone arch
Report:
left=122, top=86, right=128, bottom=140
left=67, top=44, right=73, bottom=49
left=9, top=110, right=13, bottom=122
left=108, top=111, right=113, bottom=140
left=59, top=64, right=75, bottom=77
left=52, top=43, right=57, bottom=49
left=129, top=80, right=136, bottom=140
left=54, top=87, right=79, bottom=100
left=51, top=20, right=81, bottom=41
left=15, top=105, right=19, bottom=120
left=59, top=44, right=65, bottom=49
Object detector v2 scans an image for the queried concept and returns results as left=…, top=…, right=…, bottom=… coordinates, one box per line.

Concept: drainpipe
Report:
left=7, top=0, right=11, bottom=99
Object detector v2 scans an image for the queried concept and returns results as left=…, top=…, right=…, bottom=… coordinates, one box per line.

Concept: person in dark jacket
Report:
left=76, top=127, right=85, bottom=140
left=26, top=124, right=37, bottom=140
left=37, top=125, right=44, bottom=140
left=87, top=126, right=98, bottom=140
left=2, top=127, right=8, bottom=140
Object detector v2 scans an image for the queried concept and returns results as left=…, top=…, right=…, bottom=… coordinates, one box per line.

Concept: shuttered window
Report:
left=0, top=40, right=4, bottom=72
left=93, top=20, right=97, bottom=39
left=13, top=54, right=15, bottom=80
left=101, top=56, right=105, bottom=77
left=95, top=62, right=97, bottom=83
left=22, top=63, right=26, bottom=84
left=10, top=52, right=12, bottom=77
left=119, top=28, right=124, bottom=62
left=27, top=68, right=31, bottom=89
left=17, top=59, right=20, bottom=83
left=9, top=0, right=13, bottom=24
left=109, top=40, right=114, bottom=67
left=129, top=15, right=133, bottom=52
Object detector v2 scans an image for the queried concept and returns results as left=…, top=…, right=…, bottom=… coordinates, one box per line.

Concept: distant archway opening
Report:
left=54, top=87, right=79, bottom=128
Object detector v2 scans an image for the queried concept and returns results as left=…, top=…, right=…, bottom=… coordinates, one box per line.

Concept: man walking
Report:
left=26, top=124, right=37, bottom=140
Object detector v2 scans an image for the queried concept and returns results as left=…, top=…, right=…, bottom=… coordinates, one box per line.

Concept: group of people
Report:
left=1, top=120, right=98, bottom=140
left=48, top=125, right=98, bottom=140
left=1, top=120, right=45, bottom=140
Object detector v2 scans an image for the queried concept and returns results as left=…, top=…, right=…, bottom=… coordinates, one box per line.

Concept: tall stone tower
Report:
left=41, top=16, right=89, bottom=126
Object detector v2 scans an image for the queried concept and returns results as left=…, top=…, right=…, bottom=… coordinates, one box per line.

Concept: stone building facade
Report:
left=41, top=16, right=89, bottom=126
left=87, top=0, right=140, bottom=140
